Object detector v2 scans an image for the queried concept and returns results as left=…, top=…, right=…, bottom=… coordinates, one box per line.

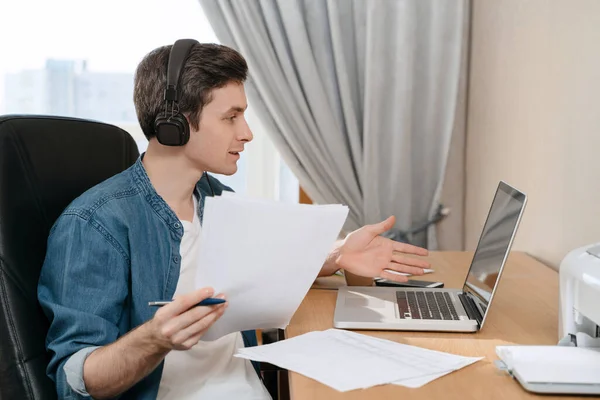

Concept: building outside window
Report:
left=0, top=0, right=298, bottom=202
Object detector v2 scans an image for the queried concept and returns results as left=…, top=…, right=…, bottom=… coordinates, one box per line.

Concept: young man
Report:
left=38, top=41, right=430, bottom=399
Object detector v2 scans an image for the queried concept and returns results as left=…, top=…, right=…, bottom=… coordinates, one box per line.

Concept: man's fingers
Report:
left=369, top=215, right=396, bottom=235
left=160, top=301, right=223, bottom=339
left=181, top=332, right=204, bottom=350
left=379, top=269, right=409, bottom=283
left=391, top=254, right=431, bottom=269
left=385, top=263, right=425, bottom=276
left=170, top=304, right=227, bottom=346
left=162, top=287, right=215, bottom=317
left=392, top=241, right=429, bottom=256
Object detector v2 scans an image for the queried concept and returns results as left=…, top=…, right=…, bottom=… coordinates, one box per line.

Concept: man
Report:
left=38, top=41, right=430, bottom=399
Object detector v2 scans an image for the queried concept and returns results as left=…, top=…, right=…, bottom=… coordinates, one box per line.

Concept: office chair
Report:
left=0, top=115, right=139, bottom=399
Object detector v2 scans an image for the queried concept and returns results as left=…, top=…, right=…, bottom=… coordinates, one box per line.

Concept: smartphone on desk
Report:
left=374, top=278, right=444, bottom=288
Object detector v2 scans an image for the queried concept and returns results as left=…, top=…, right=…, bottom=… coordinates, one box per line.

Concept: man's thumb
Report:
left=371, top=215, right=396, bottom=234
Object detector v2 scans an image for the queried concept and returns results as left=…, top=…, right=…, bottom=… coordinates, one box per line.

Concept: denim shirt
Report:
left=37, top=156, right=258, bottom=399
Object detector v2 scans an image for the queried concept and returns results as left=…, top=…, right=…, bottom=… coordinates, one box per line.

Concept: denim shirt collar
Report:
left=130, top=154, right=207, bottom=239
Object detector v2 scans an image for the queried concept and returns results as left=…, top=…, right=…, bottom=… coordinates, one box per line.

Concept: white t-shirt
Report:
left=157, top=196, right=271, bottom=399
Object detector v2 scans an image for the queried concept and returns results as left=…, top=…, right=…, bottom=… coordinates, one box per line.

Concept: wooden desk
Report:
left=286, top=251, right=585, bottom=400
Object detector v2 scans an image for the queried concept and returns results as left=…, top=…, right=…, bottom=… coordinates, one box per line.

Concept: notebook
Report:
left=495, top=345, right=600, bottom=395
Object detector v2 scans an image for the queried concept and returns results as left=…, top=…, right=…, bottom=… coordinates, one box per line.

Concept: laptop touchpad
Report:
left=345, top=296, right=386, bottom=309
left=343, top=290, right=397, bottom=321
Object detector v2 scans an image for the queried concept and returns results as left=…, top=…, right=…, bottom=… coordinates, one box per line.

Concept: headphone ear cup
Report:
left=154, top=112, right=168, bottom=133
left=171, top=113, right=190, bottom=145
left=154, top=112, right=190, bottom=146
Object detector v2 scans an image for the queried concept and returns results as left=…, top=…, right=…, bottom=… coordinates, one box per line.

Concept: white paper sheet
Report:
left=196, top=194, right=348, bottom=341
left=392, top=357, right=482, bottom=388
left=235, top=329, right=483, bottom=392
left=361, top=333, right=482, bottom=388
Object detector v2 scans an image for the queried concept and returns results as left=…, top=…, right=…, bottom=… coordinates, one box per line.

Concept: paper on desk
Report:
left=392, top=357, right=482, bottom=388
left=235, top=329, right=483, bottom=392
left=358, top=334, right=483, bottom=388
left=196, top=194, right=348, bottom=341
left=352, top=333, right=482, bottom=389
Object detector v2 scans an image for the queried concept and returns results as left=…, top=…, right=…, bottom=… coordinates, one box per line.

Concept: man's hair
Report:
left=133, top=43, right=248, bottom=140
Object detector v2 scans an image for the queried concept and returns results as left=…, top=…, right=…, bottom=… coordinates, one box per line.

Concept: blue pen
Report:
left=148, top=298, right=226, bottom=307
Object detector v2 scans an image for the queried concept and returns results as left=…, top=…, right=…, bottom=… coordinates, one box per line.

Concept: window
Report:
left=0, top=0, right=298, bottom=202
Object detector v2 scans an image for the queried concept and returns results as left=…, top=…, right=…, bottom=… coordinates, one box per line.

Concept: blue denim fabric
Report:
left=38, top=155, right=259, bottom=399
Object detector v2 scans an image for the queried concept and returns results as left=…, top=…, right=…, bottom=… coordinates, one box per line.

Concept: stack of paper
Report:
left=196, top=194, right=349, bottom=341
left=235, top=329, right=482, bottom=391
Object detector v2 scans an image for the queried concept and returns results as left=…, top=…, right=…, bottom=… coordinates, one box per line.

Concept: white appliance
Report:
left=559, top=243, right=600, bottom=347
left=492, top=244, right=600, bottom=396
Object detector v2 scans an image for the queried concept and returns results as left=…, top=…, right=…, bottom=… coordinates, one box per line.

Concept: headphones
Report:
left=154, top=39, right=200, bottom=146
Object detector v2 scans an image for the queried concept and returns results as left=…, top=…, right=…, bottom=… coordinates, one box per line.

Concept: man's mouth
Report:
left=229, top=151, right=240, bottom=156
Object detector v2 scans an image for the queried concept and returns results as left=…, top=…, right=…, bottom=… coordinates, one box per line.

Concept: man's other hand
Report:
left=336, top=216, right=430, bottom=282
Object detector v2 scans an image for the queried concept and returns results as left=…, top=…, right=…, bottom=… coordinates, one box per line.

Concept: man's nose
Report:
left=239, top=120, right=253, bottom=142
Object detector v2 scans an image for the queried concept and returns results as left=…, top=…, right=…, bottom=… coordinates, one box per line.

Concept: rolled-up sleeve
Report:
left=63, top=346, right=101, bottom=395
left=38, top=212, right=129, bottom=399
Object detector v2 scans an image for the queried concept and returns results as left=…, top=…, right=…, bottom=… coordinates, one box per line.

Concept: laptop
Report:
left=333, top=181, right=527, bottom=333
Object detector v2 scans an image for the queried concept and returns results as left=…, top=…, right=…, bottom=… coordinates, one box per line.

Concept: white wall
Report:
left=466, top=0, right=600, bottom=269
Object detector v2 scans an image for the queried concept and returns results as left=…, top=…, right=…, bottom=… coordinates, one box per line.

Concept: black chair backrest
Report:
left=0, top=115, right=140, bottom=399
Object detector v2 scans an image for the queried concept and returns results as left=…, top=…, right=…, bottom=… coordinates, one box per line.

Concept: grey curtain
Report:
left=200, top=0, right=468, bottom=248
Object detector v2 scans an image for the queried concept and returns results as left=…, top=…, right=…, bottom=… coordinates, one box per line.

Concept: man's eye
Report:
left=227, top=115, right=237, bottom=121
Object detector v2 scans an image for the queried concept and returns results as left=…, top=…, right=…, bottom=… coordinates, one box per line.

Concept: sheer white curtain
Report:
left=200, top=0, right=469, bottom=247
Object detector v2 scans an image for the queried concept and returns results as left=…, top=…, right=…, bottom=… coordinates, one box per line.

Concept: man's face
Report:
left=184, top=82, right=253, bottom=175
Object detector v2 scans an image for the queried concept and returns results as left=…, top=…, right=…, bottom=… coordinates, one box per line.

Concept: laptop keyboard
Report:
left=395, top=291, right=459, bottom=320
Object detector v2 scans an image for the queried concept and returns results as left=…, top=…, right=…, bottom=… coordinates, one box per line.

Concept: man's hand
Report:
left=329, top=215, right=430, bottom=282
left=83, top=287, right=226, bottom=399
left=147, top=287, right=227, bottom=350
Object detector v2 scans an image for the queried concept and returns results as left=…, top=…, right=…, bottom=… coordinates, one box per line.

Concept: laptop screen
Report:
left=462, top=182, right=526, bottom=319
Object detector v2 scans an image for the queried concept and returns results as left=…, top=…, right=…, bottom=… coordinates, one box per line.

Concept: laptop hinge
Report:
left=459, top=292, right=483, bottom=327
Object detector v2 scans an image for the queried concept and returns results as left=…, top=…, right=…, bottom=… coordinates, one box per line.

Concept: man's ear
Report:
left=186, top=110, right=205, bottom=134
left=184, top=113, right=193, bottom=129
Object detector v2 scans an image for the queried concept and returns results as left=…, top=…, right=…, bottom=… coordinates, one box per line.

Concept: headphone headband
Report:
left=164, top=39, right=199, bottom=103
